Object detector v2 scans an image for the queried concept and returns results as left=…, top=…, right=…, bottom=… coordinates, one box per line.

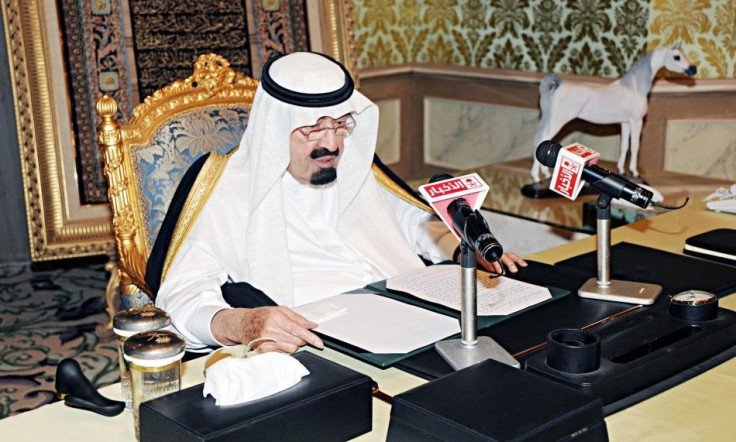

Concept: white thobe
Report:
left=157, top=173, right=458, bottom=352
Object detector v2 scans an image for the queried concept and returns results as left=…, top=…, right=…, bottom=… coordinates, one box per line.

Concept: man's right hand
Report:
left=210, top=306, right=324, bottom=353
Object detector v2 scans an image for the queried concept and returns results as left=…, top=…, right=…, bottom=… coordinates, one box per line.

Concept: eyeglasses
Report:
left=298, top=116, right=356, bottom=141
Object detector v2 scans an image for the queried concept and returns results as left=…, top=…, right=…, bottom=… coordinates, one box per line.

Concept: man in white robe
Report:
left=156, top=52, right=525, bottom=353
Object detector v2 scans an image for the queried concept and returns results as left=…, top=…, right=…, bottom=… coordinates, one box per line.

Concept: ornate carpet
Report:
left=0, top=262, right=118, bottom=419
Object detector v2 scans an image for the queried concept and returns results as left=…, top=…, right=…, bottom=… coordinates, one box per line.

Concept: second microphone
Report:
left=429, top=173, right=504, bottom=263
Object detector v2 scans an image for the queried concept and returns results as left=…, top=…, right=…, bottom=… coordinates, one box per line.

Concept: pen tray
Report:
left=524, top=302, right=736, bottom=410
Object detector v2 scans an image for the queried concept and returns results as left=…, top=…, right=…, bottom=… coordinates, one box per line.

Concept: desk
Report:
left=1, top=200, right=734, bottom=441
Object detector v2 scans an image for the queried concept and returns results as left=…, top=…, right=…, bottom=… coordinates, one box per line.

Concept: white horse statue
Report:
left=531, top=43, right=697, bottom=182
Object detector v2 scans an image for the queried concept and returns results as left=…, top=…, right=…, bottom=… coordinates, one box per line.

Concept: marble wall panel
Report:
left=665, top=120, right=736, bottom=180
left=423, top=97, right=620, bottom=170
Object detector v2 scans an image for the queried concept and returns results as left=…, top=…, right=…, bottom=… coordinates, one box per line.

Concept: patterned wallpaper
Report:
left=353, top=0, right=736, bottom=79
left=649, top=0, right=736, bottom=78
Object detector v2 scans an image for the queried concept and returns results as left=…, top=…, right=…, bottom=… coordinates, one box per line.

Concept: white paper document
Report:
left=293, top=293, right=460, bottom=354
left=386, top=265, right=552, bottom=316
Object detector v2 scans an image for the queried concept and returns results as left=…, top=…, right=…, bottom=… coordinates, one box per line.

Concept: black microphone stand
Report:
left=577, top=193, right=662, bottom=303
left=434, top=240, right=520, bottom=370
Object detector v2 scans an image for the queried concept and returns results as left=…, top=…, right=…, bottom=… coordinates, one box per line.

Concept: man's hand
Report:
left=211, top=306, right=324, bottom=354
left=479, top=252, right=527, bottom=274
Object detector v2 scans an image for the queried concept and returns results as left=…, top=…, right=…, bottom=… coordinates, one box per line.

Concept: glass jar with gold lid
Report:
left=123, top=329, right=185, bottom=441
left=113, top=305, right=171, bottom=410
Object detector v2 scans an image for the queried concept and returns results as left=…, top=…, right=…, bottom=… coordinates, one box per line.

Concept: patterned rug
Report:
left=0, top=261, right=119, bottom=419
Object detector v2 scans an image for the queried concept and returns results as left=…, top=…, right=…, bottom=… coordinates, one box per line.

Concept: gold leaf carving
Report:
left=129, top=54, right=258, bottom=135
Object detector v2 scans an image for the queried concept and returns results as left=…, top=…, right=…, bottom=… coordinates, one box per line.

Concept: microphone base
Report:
left=435, top=336, right=520, bottom=371
left=577, top=277, right=662, bottom=305
left=521, top=178, right=556, bottom=198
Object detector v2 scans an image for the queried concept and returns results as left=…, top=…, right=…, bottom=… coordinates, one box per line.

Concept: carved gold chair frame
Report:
left=96, top=54, right=258, bottom=327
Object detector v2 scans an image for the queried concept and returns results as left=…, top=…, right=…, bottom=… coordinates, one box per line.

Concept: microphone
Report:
left=536, top=140, right=653, bottom=208
left=425, top=174, right=503, bottom=262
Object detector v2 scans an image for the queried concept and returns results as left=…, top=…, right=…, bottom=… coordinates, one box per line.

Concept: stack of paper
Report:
left=293, top=265, right=552, bottom=354
left=294, top=293, right=460, bottom=354
left=386, top=265, right=552, bottom=316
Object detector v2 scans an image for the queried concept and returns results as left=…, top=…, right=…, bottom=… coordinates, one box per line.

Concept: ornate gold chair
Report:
left=95, top=54, right=258, bottom=320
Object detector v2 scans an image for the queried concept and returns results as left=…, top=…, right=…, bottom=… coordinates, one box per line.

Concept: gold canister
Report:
left=113, top=305, right=171, bottom=411
left=124, top=329, right=184, bottom=441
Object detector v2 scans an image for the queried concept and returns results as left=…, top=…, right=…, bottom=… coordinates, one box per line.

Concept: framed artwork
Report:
left=1, top=0, right=357, bottom=261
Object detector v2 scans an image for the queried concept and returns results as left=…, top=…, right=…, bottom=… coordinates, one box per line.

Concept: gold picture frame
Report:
left=1, top=0, right=357, bottom=261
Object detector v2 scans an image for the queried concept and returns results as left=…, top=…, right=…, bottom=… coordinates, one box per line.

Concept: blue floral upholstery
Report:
left=132, top=106, right=250, bottom=249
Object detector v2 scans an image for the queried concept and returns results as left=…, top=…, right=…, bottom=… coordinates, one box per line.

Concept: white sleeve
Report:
left=381, top=187, right=459, bottom=263
left=155, top=242, right=232, bottom=352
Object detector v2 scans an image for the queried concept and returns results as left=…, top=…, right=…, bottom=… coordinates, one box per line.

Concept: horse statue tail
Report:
left=539, top=73, right=560, bottom=116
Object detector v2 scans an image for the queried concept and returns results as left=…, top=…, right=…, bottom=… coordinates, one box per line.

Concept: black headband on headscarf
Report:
left=260, top=53, right=355, bottom=107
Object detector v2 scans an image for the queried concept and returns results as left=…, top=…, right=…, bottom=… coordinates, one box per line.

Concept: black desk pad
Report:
left=525, top=301, right=736, bottom=411
left=397, top=261, right=634, bottom=379
left=556, top=242, right=736, bottom=297
left=317, top=279, right=570, bottom=368
left=398, top=244, right=736, bottom=379
left=684, top=228, right=736, bottom=266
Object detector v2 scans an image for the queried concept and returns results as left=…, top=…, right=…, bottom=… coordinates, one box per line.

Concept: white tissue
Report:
left=203, top=352, right=310, bottom=406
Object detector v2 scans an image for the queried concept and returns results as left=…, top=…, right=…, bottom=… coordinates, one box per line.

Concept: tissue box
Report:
left=387, top=358, right=607, bottom=441
left=140, top=352, right=372, bottom=442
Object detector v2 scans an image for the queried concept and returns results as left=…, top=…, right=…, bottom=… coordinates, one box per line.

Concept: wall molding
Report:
left=361, top=64, right=736, bottom=92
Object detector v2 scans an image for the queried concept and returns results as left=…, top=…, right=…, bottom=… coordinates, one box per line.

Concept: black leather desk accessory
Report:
left=556, top=242, right=736, bottom=296
left=139, top=351, right=372, bottom=442
left=683, top=228, right=736, bottom=266
left=397, top=262, right=634, bottom=380
left=352, top=264, right=570, bottom=368
left=387, top=357, right=608, bottom=441
left=524, top=301, right=736, bottom=412
left=545, top=329, right=601, bottom=374
left=55, top=358, right=125, bottom=417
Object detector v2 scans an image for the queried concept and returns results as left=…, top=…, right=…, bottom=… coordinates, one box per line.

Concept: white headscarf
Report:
left=188, top=52, right=425, bottom=306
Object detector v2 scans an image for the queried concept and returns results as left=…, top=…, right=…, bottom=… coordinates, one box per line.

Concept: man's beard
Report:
left=309, top=148, right=338, bottom=185
left=310, top=167, right=337, bottom=185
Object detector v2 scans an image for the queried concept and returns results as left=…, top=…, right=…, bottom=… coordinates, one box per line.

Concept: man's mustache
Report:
left=310, top=148, right=339, bottom=159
